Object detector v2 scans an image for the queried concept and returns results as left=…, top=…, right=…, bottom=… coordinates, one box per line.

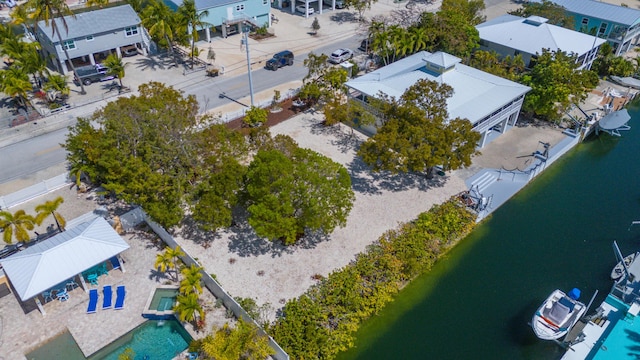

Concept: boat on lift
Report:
left=532, top=288, right=586, bottom=340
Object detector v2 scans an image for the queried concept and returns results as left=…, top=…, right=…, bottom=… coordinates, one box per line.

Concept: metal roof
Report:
left=37, top=5, right=141, bottom=43
left=534, top=0, right=640, bottom=26
left=345, top=51, right=531, bottom=124
left=0, top=217, right=129, bottom=301
left=477, top=15, right=606, bottom=58
left=164, top=0, right=240, bottom=11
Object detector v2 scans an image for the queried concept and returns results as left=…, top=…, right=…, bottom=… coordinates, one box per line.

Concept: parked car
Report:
left=329, top=48, right=353, bottom=64
left=121, top=46, right=138, bottom=57
left=266, top=50, right=294, bottom=71
left=73, top=64, right=114, bottom=86
left=295, top=4, right=314, bottom=15
left=323, top=0, right=344, bottom=8
left=358, top=38, right=371, bottom=52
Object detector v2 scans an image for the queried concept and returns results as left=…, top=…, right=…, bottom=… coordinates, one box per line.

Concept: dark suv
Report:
left=266, top=50, right=294, bottom=71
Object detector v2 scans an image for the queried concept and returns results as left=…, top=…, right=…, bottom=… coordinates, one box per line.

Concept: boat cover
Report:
left=599, top=109, right=631, bottom=130
left=548, top=301, right=570, bottom=324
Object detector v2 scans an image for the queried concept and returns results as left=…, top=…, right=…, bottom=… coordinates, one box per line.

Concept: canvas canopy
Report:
left=0, top=217, right=129, bottom=301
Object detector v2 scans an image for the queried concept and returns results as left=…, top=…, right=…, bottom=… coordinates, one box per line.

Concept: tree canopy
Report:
left=358, top=79, right=480, bottom=175
left=244, top=138, right=355, bottom=245
left=521, top=49, right=599, bottom=121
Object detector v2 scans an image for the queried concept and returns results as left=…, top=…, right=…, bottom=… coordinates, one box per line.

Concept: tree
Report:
left=299, top=52, right=349, bottom=106
left=103, top=53, right=127, bottom=88
left=344, top=0, right=378, bottom=21
left=521, top=49, right=599, bottom=121
left=22, top=0, right=87, bottom=94
left=142, top=0, right=177, bottom=54
left=179, top=264, right=203, bottom=295
left=0, top=66, right=33, bottom=111
left=177, top=0, right=211, bottom=68
left=592, top=43, right=635, bottom=77
left=43, top=73, right=69, bottom=103
left=311, top=17, right=320, bottom=35
left=509, top=0, right=574, bottom=29
left=0, top=209, right=36, bottom=244
left=243, top=106, right=268, bottom=127
left=441, top=0, right=486, bottom=26
left=35, top=196, right=66, bottom=232
left=85, top=0, right=109, bottom=7
left=201, top=319, right=275, bottom=360
left=417, top=9, right=480, bottom=59
left=173, top=291, right=204, bottom=322
left=244, top=141, right=355, bottom=245
left=469, top=50, right=524, bottom=81
left=155, top=246, right=185, bottom=281
left=358, top=79, right=480, bottom=175
left=64, top=82, right=201, bottom=227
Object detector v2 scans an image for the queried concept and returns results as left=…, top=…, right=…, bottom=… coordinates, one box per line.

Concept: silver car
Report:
left=329, top=48, right=353, bottom=64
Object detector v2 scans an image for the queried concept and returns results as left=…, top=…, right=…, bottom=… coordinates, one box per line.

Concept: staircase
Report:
left=469, top=171, right=497, bottom=195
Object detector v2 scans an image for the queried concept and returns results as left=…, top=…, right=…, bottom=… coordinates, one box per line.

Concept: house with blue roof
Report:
left=476, top=15, right=606, bottom=70
left=532, top=0, right=640, bottom=56
left=345, top=51, right=531, bottom=148
left=36, top=5, right=149, bottom=75
left=164, top=0, right=271, bottom=39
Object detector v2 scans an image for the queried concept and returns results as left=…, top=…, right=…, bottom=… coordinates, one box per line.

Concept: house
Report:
left=531, top=0, right=640, bottom=56
left=476, top=15, right=606, bottom=70
left=36, top=5, right=149, bottom=75
left=164, top=0, right=271, bottom=39
left=345, top=51, right=531, bottom=148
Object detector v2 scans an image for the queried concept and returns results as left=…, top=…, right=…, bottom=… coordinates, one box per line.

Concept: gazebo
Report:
left=0, top=217, right=129, bottom=315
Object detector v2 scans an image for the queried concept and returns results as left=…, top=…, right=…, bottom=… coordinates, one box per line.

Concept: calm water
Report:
left=339, top=101, right=640, bottom=360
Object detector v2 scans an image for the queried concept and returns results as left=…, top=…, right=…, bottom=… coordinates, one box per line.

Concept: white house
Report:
left=36, top=5, right=149, bottom=74
left=476, top=15, right=606, bottom=70
left=345, top=51, right=531, bottom=148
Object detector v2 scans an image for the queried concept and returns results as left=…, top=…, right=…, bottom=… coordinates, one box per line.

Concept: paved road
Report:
left=0, top=37, right=361, bottom=185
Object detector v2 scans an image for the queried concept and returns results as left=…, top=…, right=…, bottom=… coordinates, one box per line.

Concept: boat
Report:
left=611, top=252, right=638, bottom=280
left=532, top=288, right=586, bottom=340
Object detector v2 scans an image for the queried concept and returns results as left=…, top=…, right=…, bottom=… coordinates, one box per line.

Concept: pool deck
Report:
left=0, top=226, right=218, bottom=360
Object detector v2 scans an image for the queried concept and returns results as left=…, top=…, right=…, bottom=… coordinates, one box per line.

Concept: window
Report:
left=581, top=18, right=589, bottom=26
left=236, top=4, right=244, bottom=11
left=263, top=0, right=267, bottom=4
left=125, top=26, right=138, bottom=36
left=86, top=35, right=94, bottom=41
left=62, top=40, right=75, bottom=50
left=598, top=22, right=608, bottom=36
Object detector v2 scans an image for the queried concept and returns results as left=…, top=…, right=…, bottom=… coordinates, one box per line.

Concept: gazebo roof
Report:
left=0, top=217, right=129, bottom=301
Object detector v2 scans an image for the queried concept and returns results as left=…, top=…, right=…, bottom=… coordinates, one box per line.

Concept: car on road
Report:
left=295, top=4, right=314, bottom=15
left=266, top=50, right=294, bottom=71
left=73, top=64, right=114, bottom=86
left=329, top=48, right=353, bottom=64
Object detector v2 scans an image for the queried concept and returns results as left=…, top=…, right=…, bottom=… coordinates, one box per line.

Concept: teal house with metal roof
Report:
left=164, top=0, right=271, bottom=40
left=533, top=0, right=640, bottom=56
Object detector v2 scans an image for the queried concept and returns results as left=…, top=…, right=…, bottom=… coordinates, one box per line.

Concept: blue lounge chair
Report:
left=115, top=285, right=126, bottom=310
left=87, top=289, right=98, bottom=314
left=109, top=256, right=121, bottom=271
left=102, top=285, right=113, bottom=309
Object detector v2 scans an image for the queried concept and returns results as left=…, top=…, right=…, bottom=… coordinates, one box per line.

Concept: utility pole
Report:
left=243, top=22, right=255, bottom=107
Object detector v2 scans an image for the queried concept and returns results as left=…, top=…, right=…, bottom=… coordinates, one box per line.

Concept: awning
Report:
left=0, top=217, right=129, bottom=301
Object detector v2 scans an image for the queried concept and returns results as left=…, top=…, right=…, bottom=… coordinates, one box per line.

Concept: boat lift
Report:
left=596, top=109, right=631, bottom=137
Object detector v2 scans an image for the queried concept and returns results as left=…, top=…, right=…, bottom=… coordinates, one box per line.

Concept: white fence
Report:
left=0, top=174, right=70, bottom=209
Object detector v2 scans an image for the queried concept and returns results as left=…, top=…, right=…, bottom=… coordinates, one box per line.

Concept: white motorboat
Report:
left=532, top=288, right=586, bottom=340
left=611, top=252, right=638, bottom=280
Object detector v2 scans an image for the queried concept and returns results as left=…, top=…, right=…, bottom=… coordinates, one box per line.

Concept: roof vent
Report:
left=524, top=16, right=549, bottom=26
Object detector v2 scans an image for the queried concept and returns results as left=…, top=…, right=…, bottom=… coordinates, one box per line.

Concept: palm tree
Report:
left=103, top=53, right=127, bottom=88
left=0, top=209, right=36, bottom=244
left=19, top=42, right=50, bottom=88
left=142, top=0, right=176, bottom=56
left=43, top=73, right=69, bottom=103
left=85, top=0, right=109, bottom=8
left=35, top=196, right=66, bottom=232
left=179, top=264, right=203, bottom=295
left=0, top=66, right=33, bottom=111
left=177, top=0, right=210, bottom=68
left=154, top=246, right=185, bottom=281
left=22, top=0, right=87, bottom=94
left=173, top=292, right=204, bottom=322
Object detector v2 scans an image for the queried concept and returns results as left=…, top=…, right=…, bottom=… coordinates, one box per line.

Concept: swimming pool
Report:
left=149, top=288, right=178, bottom=311
left=89, top=319, right=192, bottom=360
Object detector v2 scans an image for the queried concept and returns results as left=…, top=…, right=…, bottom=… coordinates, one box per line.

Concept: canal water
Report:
left=338, top=100, right=640, bottom=360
